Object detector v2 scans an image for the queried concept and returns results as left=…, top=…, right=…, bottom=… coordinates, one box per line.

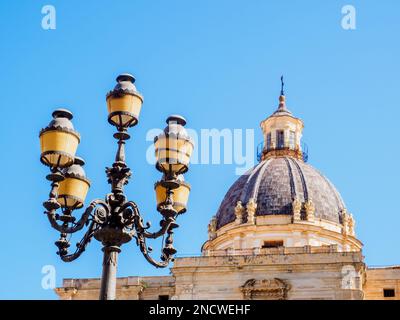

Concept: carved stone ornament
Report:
left=342, top=210, right=355, bottom=236
left=246, top=198, right=257, bottom=224
left=208, top=216, right=217, bottom=240
left=181, top=284, right=194, bottom=294
left=292, top=197, right=302, bottom=221
left=240, top=278, right=290, bottom=300
left=304, top=199, right=315, bottom=222
left=341, top=209, right=349, bottom=235
left=234, top=201, right=245, bottom=225
left=348, top=214, right=355, bottom=236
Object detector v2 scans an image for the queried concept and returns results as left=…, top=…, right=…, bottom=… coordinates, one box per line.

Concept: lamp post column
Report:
left=99, top=245, right=121, bottom=300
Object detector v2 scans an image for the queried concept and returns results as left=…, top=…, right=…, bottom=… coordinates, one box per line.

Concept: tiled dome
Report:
left=215, top=157, right=346, bottom=229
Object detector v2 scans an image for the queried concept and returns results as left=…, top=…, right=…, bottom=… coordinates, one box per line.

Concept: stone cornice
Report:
left=173, top=251, right=364, bottom=270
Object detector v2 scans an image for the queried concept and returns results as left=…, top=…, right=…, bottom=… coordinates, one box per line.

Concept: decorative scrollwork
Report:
left=57, top=221, right=98, bottom=262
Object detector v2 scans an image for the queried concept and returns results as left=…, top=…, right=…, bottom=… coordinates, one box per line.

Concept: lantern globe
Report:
left=154, top=115, right=194, bottom=176
left=154, top=176, right=191, bottom=214
left=106, top=73, right=143, bottom=129
left=39, top=109, right=80, bottom=168
left=57, top=157, right=90, bottom=209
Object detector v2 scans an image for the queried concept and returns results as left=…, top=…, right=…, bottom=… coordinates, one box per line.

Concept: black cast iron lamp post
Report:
left=39, top=74, right=194, bottom=300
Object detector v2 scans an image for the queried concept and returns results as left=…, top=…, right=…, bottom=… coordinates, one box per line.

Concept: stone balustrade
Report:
left=202, top=244, right=340, bottom=257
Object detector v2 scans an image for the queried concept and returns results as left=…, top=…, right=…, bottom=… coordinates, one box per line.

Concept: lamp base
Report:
left=46, top=172, right=64, bottom=182
left=160, top=179, right=180, bottom=190
left=113, top=131, right=131, bottom=141
left=43, top=199, right=61, bottom=210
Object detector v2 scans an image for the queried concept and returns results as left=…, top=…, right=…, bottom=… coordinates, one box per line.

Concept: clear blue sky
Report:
left=0, top=0, right=399, bottom=299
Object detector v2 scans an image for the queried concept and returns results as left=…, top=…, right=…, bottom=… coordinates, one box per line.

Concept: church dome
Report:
left=215, top=156, right=345, bottom=229
left=204, top=78, right=361, bottom=253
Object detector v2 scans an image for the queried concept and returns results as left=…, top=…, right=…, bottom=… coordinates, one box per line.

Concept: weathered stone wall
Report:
left=55, top=276, right=175, bottom=300
left=364, top=267, right=400, bottom=300
left=171, top=251, right=365, bottom=300
left=56, top=248, right=373, bottom=300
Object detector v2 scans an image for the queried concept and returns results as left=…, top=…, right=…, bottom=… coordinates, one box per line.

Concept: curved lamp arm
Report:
left=135, top=231, right=171, bottom=268
left=119, top=201, right=177, bottom=268
left=57, top=220, right=98, bottom=262
left=121, top=201, right=176, bottom=239
left=46, top=199, right=110, bottom=234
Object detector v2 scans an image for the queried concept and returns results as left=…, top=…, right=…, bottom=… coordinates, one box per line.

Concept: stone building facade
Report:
left=56, top=88, right=400, bottom=300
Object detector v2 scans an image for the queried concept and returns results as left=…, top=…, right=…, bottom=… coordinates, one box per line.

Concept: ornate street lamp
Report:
left=39, top=74, right=194, bottom=300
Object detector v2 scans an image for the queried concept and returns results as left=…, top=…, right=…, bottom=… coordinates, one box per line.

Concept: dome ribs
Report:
left=215, top=174, right=248, bottom=228
left=250, top=159, right=272, bottom=206
left=289, top=157, right=309, bottom=202
left=239, top=160, right=266, bottom=204
left=214, top=157, right=347, bottom=229
left=314, top=169, right=346, bottom=221
left=284, top=157, right=297, bottom=201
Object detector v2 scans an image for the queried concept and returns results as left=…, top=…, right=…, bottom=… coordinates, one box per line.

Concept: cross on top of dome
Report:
left=272, top=76, right=292, bottom=116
